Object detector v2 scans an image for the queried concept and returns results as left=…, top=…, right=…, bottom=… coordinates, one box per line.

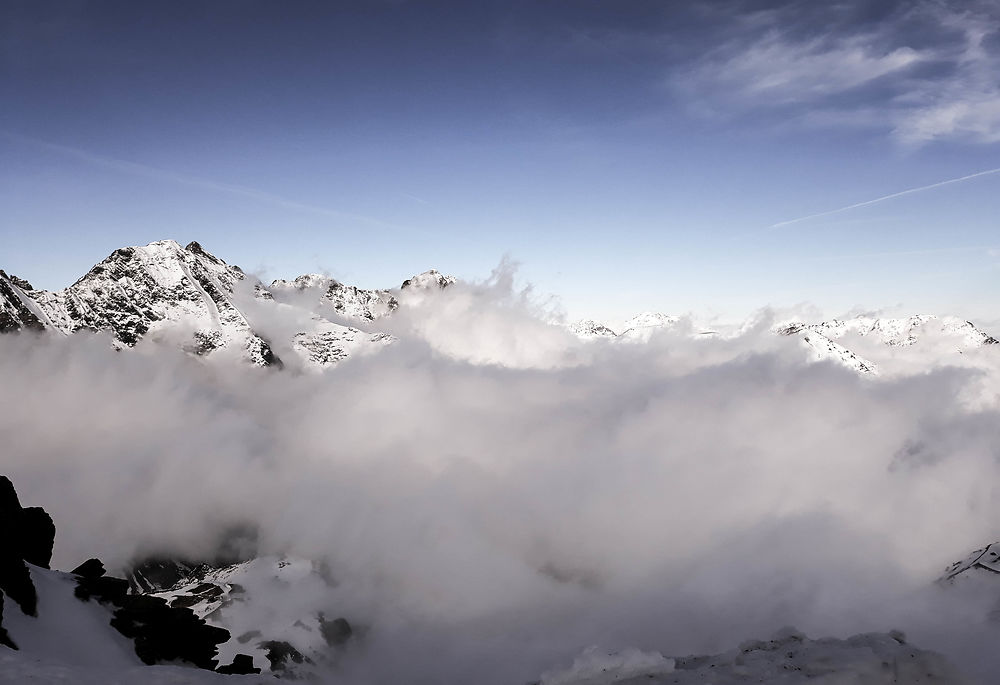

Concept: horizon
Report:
left=3, top=1, right=999, bottom=325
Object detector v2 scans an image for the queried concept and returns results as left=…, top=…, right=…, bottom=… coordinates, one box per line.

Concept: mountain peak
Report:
left=401, top=269, right=456, bottom=290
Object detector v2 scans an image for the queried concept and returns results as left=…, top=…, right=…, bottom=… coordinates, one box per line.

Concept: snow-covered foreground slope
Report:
left=0, top=568, right=251, bottom=685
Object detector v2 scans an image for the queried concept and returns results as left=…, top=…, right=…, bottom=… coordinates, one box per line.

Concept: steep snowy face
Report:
left=11, top=240, right=280, bottom=366
left=0, top=271, right=45, bottom=333
left=270, top=273, right=398, bottom=322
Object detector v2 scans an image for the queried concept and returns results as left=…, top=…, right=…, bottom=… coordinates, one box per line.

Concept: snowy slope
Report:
left=0, top=567, right=255, bottom=685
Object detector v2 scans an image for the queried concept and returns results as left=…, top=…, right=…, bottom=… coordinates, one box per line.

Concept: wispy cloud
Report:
left=672, top=1, right=1000, bottom=145
left=770, top=166, right=1000, bottom=228
left=1, top=131, right=407, bottom=232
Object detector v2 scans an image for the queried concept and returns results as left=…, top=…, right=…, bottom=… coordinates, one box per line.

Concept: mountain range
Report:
left=0, top=240, right=450, bottom=370
left=2, top=239, right=996, bottom=375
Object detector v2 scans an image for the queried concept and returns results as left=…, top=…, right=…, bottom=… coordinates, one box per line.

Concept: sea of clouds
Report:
left=3, top=270, right=1000, bottom=684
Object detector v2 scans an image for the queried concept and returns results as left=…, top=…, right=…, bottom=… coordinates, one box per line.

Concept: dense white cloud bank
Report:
left=2, top=278, right=999, bottom=684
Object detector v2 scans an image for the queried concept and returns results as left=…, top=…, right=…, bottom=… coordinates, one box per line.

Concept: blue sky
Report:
left=2, top=0, right=999, bottom=324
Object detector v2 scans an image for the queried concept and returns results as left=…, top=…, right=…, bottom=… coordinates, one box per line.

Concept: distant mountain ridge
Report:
left=567, top=311, right=997, bottom=374
left=3, top=240, right=996, bottom=374
left=0, top=240, right=451, bottom=369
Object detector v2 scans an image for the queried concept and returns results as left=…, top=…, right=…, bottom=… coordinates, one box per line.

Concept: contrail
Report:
left=770, top=166, right=1000, bottom=229
left=1, top=131, right=410, bottom=233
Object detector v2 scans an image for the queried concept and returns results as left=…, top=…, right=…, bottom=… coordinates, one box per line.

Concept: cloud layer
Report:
left=3, top=281, right=1000, bottom=683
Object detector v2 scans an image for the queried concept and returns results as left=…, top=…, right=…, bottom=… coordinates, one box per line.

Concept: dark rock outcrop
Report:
left=72, top=557, right=230, bottom=670
left=217, top=653, right=261, bottom=675
left=0, top=593, right=18, bottom=650
left=0, top=475, right=55, bottom=617
left=110, top=595, right=230, bottom=670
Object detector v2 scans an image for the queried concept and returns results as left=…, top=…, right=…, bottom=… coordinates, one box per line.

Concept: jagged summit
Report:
left=1, top=239, right=280, bottom=365
left=401, top=269, right=455, bottom=290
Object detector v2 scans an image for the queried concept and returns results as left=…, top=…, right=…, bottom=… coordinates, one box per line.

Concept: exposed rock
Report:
left=19, top=508, right=55, bottom=569
left=70, top=558, right=107, bottom=579
left=0, top=593, right=18, bottom=651
left=259, top=639, right=309, bottom=673
left=109, top=594, right=230, bottom=670
left=217, top=653, right=261, bottom=675
left=0, top=475, right=55, bottom=617
left=0, top=271, right=45, bottom=333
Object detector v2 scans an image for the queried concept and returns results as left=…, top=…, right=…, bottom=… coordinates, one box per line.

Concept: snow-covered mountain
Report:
left=777, top=315, right=998, bottom=374
left=566, top=309, right=995, bottom=374
left=3, top=241, right=996, bottom=376
left=0, top=241, right=279, bottom=365
left=0, top=240, right=452, bottom=371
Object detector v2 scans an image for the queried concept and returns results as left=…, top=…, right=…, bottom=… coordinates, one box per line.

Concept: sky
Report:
left=2, top=0, right=999, bottom=324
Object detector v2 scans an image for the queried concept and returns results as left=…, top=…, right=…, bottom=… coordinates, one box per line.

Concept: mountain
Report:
left=567, top=310, right=995, bottom=374
left=269, top=273, right=398, bottom=322
left=777, top=315, right=998, bottom=374
left=0, top=241, right=279, bottom=365
left=567, top=319, right=618, bottom=339
left=0, top=241, right=452, bottom=371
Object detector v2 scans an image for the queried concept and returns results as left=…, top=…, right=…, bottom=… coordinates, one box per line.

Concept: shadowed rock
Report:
left=0, top=475, right=55, bottom=617
left=217, top=653, right=261, bottom=675
left=0, top=594, right=18, bottom=650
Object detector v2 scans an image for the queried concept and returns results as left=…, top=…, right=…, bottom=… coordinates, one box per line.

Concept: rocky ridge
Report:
left=0, top=240, right=453, bottom=371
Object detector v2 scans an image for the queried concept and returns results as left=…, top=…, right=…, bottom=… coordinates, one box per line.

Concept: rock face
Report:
left=0, top=475, right=55, bottom=619
left=0, top=271, right=45, bottom=333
